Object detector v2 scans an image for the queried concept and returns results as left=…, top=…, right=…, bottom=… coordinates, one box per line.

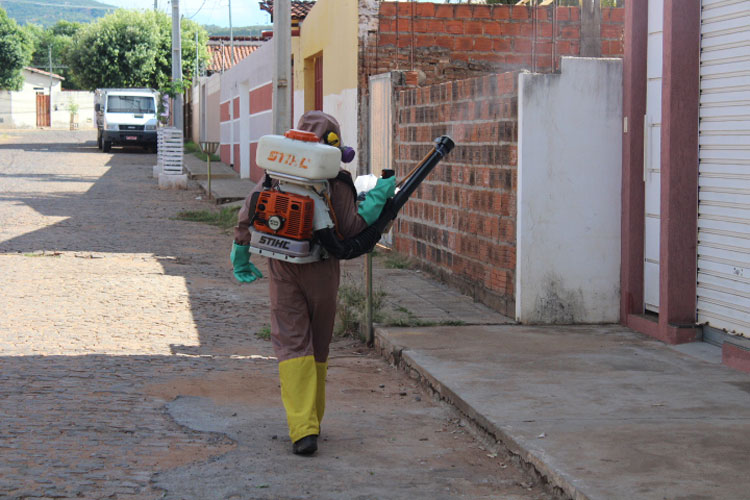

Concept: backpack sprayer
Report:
left=247, top=129, right=454, bottom=263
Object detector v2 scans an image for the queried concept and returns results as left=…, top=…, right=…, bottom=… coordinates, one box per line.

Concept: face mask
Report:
left=324, top=131, right=355, bottom=163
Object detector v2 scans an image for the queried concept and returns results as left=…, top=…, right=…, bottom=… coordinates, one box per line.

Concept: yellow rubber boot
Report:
left=315, top=361, right=328, bottom=425
left=278, top=355, right=319, bottom=442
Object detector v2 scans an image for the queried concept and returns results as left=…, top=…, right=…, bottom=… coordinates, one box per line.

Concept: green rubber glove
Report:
left=230, top=242, right=263, bottom=283
left=357, top=176, right=397, bottom=225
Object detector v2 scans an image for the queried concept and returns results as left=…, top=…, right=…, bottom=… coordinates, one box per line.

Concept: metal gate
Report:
left=697, top=0, right=750, bottom=337
left=36, top=93, right=50, bottom=127
left=643, top=0, right=664, bottom=313
left=369, top=73, right=392, bottom=178
left=369, top=73, right=393, bottom=245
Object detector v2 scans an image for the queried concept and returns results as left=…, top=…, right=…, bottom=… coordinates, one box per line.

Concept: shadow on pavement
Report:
left=0, top=130, right=269, bottom=357
left=0, top=131, right=278, bottom=498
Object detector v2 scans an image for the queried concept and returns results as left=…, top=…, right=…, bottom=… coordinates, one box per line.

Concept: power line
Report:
left=186, top=0, right=208, bottom=19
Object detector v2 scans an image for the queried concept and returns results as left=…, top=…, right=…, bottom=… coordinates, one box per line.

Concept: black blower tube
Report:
left=316, top=135, right=454, bottom=260
left=391, top=135, right=454, bottom=213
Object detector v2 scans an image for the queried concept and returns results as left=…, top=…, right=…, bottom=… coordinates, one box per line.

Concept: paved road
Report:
left=0, top=130, right=552, bottom=500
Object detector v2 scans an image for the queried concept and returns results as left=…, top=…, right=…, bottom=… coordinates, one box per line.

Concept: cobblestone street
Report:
left=0, top=130, right=552, bottom=500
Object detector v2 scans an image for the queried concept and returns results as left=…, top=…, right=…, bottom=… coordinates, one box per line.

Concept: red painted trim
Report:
left=249, top=83, right=273, bottom=114
left=659, top=0, right=700, bottom=327
left=249, top=142, right=262, bottom=182
left=627, top=315, right=699, bottom=345
left=220, top=144, right=230, bottom=165
left=220, top=102, right=230, bottom=122
left=233, top=97, right=240, bottom=119
left=620, top=0, right=648, bottom=322
left=626, top=313, right=659, bottom=339
left=723, top=343, right=750, bottom=373
left=621, top=0, right=701, bottom=346
left=663, top=324, right=700, bottom=345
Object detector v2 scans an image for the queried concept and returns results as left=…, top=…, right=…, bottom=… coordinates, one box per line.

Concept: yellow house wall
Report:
left=293, top=0, right=359, bottom=171
left=295, top=0, right=358, bottom=98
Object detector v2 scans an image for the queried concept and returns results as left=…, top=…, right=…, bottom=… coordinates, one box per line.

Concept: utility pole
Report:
left=272, top=0, right=291, bottom=134
left=229, top=0, right=235, bottom=66
left=48, top=45, right=53, bottom=115
left=154, top=0, right=157, bottom=11
left=194, top=31, right=199, bottom=82
left=220, top=39, right=225, bottom=73
left=171, top=0, right=183, bottom=131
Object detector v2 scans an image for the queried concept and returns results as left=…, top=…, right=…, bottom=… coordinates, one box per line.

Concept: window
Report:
left=107, top=96, right=155, bottom=113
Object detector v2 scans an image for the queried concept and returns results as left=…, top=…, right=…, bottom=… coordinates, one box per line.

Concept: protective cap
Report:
left=297, top=111, right=342, bottom=146
left=297, top=110, right=355, bottom=163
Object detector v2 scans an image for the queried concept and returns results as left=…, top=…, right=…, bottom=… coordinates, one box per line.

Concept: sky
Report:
left=100, top=0, right=271, bottom=27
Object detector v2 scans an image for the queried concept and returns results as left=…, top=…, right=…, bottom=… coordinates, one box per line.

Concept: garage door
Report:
left=697, top=0, right=750, bottom=337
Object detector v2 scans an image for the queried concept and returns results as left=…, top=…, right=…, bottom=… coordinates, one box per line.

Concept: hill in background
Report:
left=203, top=24, right=271, bottom=37
left=0, top=0, right=114, bottom=26
left=1, top=1, right=271, bottom=35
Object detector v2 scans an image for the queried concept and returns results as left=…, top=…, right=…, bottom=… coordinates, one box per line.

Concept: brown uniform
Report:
left=234, top=172, right=367, bottom=362
left=233, top=111, right=367, bottom=444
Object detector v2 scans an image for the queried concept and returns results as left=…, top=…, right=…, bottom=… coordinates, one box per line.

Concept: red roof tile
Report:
left=206, top=38, right=265, bottom=73
left=259, top=1, right=316, bottom=21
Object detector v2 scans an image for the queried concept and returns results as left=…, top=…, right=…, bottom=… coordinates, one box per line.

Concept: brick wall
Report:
left=393, top=72, right=519, bottom=316
left=365, top=3, right=624, bottom=86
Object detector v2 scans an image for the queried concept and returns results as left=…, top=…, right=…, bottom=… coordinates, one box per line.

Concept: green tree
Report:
left=0, top=7, right=33, bottom=90
left=66, top=9, right=209, bottom=90
left=24, top=21, right=84, bottom=89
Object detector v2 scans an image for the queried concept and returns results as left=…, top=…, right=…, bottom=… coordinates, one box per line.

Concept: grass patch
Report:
left=185, top=140, right=220, bottom=162
left=194, top=150, right=221, bottom=162
left=381, top=251, right=414, bottom=270
left=255, top=325, right=271, bottom=341
left=383, top=305, right=467, bottom=328
left=335, top=280, right=387, bottom=338
left=385, top=318, right=468, bottom=327
left=174, top=206, right=240, bottom=231
left=335, top=274, right=468, bottom=338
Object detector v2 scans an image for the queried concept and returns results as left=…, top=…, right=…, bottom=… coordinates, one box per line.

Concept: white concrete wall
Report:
left=219, top=39, right=274, bottom=178
left=293, top=89, right=304, bottom=128
left=516, top=57, right=623, bottom=324
left=206, top=74, right=221, bottom=143
left=0, top=71, right=62, bottom=128
left=52, top=90, right=95, bottom=129
left=0, top=91, right=14, bottom=128
left=192, top=74, right=222, bottom=144
left=323, top=88, right=358, bottom=175
left=190, top=82, right=200, bottom=144
left=10, top=86, right=36, bottom=128
left=295, top=0, right=361, bottom=174
left=0, top=71, right=93, bottom=129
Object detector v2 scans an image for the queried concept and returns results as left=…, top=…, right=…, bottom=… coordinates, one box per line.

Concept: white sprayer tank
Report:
left=256, top=130, right=341, bottom=180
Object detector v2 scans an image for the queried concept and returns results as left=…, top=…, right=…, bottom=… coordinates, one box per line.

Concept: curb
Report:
left=374, top=326, right=590, bottom=500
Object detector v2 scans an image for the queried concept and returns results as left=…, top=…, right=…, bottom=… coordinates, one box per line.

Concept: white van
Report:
left=94, top=88, right=159, bottom=152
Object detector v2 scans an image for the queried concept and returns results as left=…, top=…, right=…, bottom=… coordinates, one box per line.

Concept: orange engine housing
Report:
left=253, top=190, right=315, bottom=240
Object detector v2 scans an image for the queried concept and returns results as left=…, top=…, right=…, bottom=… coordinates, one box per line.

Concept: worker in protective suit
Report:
left=231, top=111, right=396, bottom=455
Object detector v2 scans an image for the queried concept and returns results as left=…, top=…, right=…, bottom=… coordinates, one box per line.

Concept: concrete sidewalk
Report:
left=182, top=154, right=254, bottom=204
left=175, top=156, right=750, bottom=498
left=374, top=322, right=750, bottom=500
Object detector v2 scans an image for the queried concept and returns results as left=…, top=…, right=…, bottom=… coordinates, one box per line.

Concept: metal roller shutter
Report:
left=697, top=0, right=750, bottom=337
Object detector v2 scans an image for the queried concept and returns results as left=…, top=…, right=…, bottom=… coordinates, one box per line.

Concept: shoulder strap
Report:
left=332, top=170, right=358, bottom=203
